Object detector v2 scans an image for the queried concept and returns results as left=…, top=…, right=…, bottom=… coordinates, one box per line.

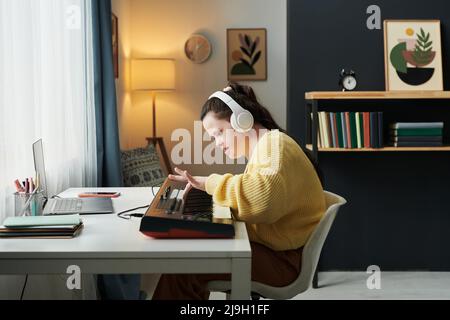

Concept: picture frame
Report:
left=227, top=28, right=267, bottom=81
left=112, top=13, right=119, bottom=79
left=384, top=20, right=443, bottom=91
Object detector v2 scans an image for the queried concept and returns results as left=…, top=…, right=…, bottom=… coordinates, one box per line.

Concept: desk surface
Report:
left=0, top=188, right=251, bottom=260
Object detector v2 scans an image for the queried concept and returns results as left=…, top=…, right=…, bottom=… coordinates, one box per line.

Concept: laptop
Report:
left=33, top=139, right=114, bottom=215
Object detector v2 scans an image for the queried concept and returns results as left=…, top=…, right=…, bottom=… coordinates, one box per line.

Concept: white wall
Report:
left=114, top=0, right=287, bottom=176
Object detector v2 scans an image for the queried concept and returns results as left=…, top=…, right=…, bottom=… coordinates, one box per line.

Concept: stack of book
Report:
left=389, top=122, right=444, bottom=147
left=0, top=214, right=83, bottom=238
left=316, top=111, right=383, bottom=149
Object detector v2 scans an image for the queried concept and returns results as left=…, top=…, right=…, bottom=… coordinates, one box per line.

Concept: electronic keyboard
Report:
left=139, top=178, right=235, bottom=238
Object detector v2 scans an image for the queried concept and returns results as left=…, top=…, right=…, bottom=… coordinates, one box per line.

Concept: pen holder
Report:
left=14, top=191, right=45, bottom=216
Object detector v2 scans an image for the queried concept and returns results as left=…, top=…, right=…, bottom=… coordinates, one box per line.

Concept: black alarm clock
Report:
left=339, top=69, right=357, bottom=91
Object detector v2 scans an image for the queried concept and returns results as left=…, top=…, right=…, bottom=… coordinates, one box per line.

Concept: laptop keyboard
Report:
left=54, top=199, right=82, bottom=213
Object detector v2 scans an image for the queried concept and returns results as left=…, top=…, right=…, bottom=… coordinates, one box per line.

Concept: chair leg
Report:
left=312, top=270, right=319, bottom=289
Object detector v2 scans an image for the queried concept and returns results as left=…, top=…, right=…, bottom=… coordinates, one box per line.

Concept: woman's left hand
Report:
left=169, top=167, right=207, bottom=192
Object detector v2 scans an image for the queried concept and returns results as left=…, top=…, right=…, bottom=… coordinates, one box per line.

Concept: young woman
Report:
left=152, top=82, right=326, bottom=300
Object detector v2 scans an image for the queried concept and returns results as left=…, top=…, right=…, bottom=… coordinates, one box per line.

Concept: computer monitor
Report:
left=32, top=139, right=48, bottom=199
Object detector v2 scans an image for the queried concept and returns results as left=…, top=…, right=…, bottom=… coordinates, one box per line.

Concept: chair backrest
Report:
left=252, top=190, right=346, bottom=299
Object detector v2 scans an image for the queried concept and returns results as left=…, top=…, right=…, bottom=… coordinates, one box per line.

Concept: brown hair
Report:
left=200, top=82, right=324, bottom=185
left=200, top=82, right=284, bottom=132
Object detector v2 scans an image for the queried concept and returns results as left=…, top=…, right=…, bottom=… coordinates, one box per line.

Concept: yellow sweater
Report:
left=205, top=130, right=326, bottom=251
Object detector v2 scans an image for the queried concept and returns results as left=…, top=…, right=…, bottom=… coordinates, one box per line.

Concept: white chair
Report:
left=207, top=191, right=347, bottom=300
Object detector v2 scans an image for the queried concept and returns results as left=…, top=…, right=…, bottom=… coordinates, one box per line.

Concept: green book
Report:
left=3, top=214, right=81, bottom=228
left=335, top=112, right=344, bottom=148
left=391, top=128, right=443, bottom=136
left=349, top=112, right=357, bottom=148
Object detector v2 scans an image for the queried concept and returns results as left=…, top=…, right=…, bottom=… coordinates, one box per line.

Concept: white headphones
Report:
left=208, top=89, right=254, bottom=133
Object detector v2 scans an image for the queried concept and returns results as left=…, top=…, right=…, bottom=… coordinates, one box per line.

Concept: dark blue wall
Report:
left=288, top=0, right=450, bottom=270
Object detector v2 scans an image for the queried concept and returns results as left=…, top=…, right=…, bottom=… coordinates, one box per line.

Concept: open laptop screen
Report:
left=32, top=139, right=48, bottom=199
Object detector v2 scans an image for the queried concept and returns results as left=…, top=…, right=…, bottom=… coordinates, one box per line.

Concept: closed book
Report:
left=349, top=112, right=357, bottom=149
left=320, top=112, right=329, bottom=148
left=392, top=141, right=443, bottom=147
left=325, top=112, right=333, bottom=148
left=363, top=112, right=370, bottom=148
left=359, top=113, right=365, bottom=149
left=378, top=112, right=384, bottom=148
left=391, top=128, right=443, bottom=136
left=329, top=112, right=336, bottom=148
left=3, top=214, right=81, bottom=228
left=336, top=112, right=344, bottom=148
left=355, top=112, right=362, bottom=148
left=389, top=122, right=444, bottom=129
left=332, top=113, right=339, bottom=148
left=345, top=112, right=352, bottom=148
left=390, top=135, right=443, bottom=142
left=341, top=112, right=348, bottom=148
left=370, top=112, right=378, bottom=148
left=318, top=112, right=326, bottom=148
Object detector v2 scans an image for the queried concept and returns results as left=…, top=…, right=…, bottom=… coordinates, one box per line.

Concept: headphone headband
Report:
left=208, top=91, right=246, bottom=115
left=208, top=91, right=254, bottom=133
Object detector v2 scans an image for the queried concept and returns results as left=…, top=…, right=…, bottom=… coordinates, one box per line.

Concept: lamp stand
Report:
left=147, top=92, right=173, bottom=175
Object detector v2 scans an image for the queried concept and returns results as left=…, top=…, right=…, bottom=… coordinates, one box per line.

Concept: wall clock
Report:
left=185, top=34, right=212, bottom=64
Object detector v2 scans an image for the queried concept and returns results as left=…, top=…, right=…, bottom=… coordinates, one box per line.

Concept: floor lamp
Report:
left=131, top=58, right=175, bottom=175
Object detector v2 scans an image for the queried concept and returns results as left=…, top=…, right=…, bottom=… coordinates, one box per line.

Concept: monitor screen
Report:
left=32, top=139, right=48, bottom=199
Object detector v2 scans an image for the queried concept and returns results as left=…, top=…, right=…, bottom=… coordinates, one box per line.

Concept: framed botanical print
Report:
left=112, top=13, right=119, bottom=79
left=384, top=20, right=443, bottom=91
left=227, top=28, right=267, bottom=81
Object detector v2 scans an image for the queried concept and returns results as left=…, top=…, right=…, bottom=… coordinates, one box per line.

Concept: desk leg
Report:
left=230, top=258, right=251, bottom=300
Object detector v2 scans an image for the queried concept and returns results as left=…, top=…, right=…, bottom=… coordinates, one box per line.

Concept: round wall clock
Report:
left=184, top=34, right=212, bottom=64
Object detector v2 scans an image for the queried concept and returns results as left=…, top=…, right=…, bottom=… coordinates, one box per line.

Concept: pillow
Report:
left=121, top=144, right=166, bottom=187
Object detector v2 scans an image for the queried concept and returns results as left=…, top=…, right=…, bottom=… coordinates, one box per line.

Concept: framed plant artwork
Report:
left=112, top=13, right=119, bottom=79
left=227, top=28, right=267, bottom=81
left=384, top=20, right=443, bottom=91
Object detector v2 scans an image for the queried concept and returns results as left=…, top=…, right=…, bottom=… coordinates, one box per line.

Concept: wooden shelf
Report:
left=306, top=144, right=450, bottom=152
left=305, top=91, right=450, bottom=100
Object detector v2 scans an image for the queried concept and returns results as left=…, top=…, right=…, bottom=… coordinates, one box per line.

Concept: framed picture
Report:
left=112, top=13, right=119, bottom=79
left=227, top=28, right=267, bottom=81
left=384, top=20, right=443, bottom=91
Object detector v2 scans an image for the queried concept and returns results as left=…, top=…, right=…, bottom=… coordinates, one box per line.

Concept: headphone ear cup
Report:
left=237, top=111, right=254, bottom=133
left=230, top=113, right=240, bottom=132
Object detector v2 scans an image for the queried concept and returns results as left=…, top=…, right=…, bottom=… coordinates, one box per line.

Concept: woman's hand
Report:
left=168, top=167, right=207, bottom=193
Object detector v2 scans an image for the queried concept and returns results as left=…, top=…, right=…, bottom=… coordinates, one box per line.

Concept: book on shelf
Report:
left=341, top=112, right=348, bottom=148
left=391, top=141, right=443, bottom=147
left=336, top=112, right=344, bottom=148
left=329, top=112, right=336, bottom=148
left=349, top=112, right=357, bottom=149
left=390, top=128, right=443, bottom=136
left=370, top=112, right=378, bottom=148
left=389, top=122, right=444, bottom=129
left=355, top=112, right=362, bottom=149
left=390, top=135, right=443, bottom=142
left=377, top=112, right=384, bottom=148
left=363, top=112, right=370, bottom=148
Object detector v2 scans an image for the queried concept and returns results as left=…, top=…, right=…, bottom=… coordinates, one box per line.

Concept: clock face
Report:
left=343, top=75, right=357, bottom=90
left=185, top=34, right=211, bottom=64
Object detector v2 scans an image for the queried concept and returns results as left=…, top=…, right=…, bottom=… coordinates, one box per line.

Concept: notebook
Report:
left=0, top=214, right=83, bottom=238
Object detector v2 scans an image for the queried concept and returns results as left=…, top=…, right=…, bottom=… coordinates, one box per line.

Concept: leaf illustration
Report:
left=239, top=34, right=246, bottom=49
left=251, top=51, right=261, bottom=66
left=240, top=46, right=251, bottom=58
left=244, top=34, right=251, bottom=48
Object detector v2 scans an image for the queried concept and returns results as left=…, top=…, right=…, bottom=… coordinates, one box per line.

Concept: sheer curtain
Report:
left=0, top=0, right=97, bottom=220
left=0, top=0, right=97, bottom=299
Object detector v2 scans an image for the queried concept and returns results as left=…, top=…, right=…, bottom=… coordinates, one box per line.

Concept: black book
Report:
left=370, top=112, right=378, bottom=148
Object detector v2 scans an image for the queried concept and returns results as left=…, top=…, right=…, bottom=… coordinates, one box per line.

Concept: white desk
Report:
left=0, top=188, right=252, bottom=299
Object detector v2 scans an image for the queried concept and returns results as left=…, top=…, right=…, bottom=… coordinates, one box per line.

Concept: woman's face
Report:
left=203, top=111, right=247, bottom=159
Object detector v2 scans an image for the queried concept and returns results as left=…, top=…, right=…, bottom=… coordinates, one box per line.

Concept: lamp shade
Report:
left=131, top=59, right=176, bottom=91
